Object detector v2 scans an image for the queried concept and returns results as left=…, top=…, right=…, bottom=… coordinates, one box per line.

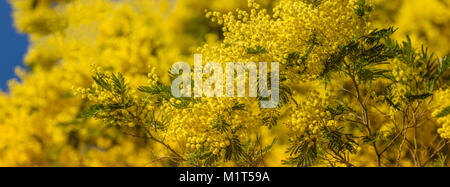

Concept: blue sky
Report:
left=0, top=1, right=28, bottom=92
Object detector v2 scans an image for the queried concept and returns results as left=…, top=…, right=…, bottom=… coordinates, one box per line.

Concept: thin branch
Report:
left=421, top=140, right=449, bottom=167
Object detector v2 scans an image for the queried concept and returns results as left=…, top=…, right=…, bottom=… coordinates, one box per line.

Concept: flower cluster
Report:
left=201, top=0, right=367, bottom=80
left=390, top=58, right=412, bottom=104
left=286, top=91, right=338, bottom=143
left=163, top=96, right=264, bottom=156
left=435, top=89, right=450, bottom=139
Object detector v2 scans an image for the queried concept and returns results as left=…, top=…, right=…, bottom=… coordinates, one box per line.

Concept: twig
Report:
left=421, top=140, right=449, bottom=167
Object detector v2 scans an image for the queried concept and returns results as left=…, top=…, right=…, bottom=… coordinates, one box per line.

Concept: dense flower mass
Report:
left=201, top=0, right=367, bottom=80
left=286, top=91, right=337, bottom=142
left=0, top=0, right=449, bottom=167
left=435, top=89, right=450, bottom=139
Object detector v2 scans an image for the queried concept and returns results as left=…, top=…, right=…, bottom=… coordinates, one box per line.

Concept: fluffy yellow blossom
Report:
left=201, top=0, right=367, bottom=80
left=286, top=91, right=338, bottom=142
left=434, top=90, right=450, bottom=139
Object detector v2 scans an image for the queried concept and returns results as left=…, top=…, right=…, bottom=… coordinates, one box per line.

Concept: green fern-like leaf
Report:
left=247, top=46, right=267, bottom=54
left=436, top=106, right=450, bottom=118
